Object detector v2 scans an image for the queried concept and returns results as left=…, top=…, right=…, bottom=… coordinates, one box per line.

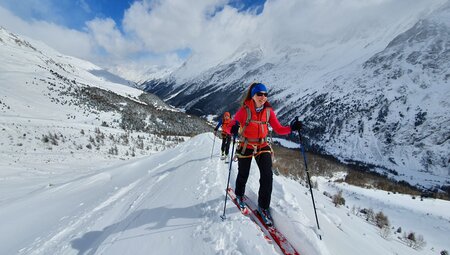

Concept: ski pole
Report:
left=297, top=128, right=322, bottom=240
left=220, top=135, right=237, bottom=220
left=210, top=131, right=217, bottom=159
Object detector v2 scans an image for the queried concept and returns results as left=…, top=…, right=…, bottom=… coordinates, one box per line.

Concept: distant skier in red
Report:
left=214, top=112, right=232, bottom=161
left=226, top=82, right=302, bottom=226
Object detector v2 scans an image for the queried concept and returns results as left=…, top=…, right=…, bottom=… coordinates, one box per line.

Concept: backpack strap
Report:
left=239, top=105, right=252, bottom=136
left=238, top=105, right=271, bottom=154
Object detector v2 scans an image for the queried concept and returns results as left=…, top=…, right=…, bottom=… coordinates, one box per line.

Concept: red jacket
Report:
left=226, top=99, right=291, bottom=148
left=221, top=112, right=231, bottom=135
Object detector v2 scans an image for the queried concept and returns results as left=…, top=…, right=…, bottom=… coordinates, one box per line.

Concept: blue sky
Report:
left=0, top=0, right=269, bottom=77
left=0, top=0, right=133, bottom=30
left=0, top=0, right=265, bottom=32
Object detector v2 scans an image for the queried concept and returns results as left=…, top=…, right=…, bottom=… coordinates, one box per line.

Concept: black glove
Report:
left=230, top=122, right=240, bottom=136
left=290, top=117, right=302, bottom=132
left=214, top=127, right=218, bottom=132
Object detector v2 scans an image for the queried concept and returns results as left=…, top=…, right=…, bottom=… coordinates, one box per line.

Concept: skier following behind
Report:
left=214, top=112, right=232, bottom=161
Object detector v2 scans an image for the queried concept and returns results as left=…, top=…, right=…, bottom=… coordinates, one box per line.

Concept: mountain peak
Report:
left=143, top=4, right=450, bottom=189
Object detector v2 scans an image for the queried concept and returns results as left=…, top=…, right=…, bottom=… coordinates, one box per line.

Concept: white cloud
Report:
left=0, top=0, right=447, bottom=81
left=0, top=6, right=93, bottom=60
left=122, top=0, right=232, bottom=52
left=86, top=18, right=142, bottom=57
left=118, top=0, right=260, bottom=72
left=255, top=0, right=441, bottom=50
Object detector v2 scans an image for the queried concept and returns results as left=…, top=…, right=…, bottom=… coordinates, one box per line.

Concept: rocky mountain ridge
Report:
left=142, top=4, right=450, bottom=189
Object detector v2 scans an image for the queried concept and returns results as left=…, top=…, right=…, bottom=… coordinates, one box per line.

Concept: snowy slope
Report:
left=142, top=2, right=450, bottom=189
left=0, top=133, right=448, bottom=255
left=0, top=26, right=212, bottom=179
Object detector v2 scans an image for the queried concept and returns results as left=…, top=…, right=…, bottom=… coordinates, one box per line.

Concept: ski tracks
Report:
left=86, top=162, right=178, bottom=254
left=198, top=156, right=273, bottom=255
left=22, top=179, right=149, bottom=255
left=192, top=157, right=246, bottom=254
left=20, top=159, right=175, bottom=255
left=15, top=135, right=276, bottom=254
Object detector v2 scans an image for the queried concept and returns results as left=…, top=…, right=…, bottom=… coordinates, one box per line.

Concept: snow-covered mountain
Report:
left=0, top=26, right=211, bottom=172
left=1, top=133, right=449, bottom=255
left=111, top=64, right=176, bottom=87
left=142, top=3, right=450, bottom=189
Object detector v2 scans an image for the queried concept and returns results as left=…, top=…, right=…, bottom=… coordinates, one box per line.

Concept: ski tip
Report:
left=241, top=208, right=250, bottom=215
left=263, top=235, right=272, bottom=243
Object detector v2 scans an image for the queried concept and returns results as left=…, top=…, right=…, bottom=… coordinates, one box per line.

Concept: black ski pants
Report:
left=234, top=145, right=273, bottom=209
left=221, top=134, right=231, bottom=155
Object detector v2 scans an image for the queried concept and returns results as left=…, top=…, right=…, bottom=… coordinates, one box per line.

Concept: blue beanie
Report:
left=251, top=83, right=268, bottom=97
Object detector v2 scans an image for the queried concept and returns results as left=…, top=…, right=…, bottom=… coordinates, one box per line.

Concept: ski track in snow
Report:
left=17, top=153, right=183, bottom=254
left=21, top=177, right=142, bottom=254
left=2, top=133, right=449, bottom=255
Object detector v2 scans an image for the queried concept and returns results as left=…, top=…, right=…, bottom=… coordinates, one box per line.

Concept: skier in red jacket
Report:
left=214, top=112, right=232, bottom=160
left=225, top=82, right=302, bottom=226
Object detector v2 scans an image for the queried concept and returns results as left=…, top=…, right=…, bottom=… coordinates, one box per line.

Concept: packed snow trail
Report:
left=0, top=133, right=321, bottom=254
left=2, top=133, right=446, bottom=254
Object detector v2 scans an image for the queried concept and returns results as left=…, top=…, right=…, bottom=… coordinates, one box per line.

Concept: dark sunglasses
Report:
left=256, top=92, right=268, bottom=97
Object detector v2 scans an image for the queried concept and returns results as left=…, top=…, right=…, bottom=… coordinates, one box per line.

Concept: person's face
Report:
left=252, top=92, right=268, bottom=108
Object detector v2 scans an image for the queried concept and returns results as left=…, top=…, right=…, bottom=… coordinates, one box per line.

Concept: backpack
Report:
left=238, top=104, right=271, bottom=154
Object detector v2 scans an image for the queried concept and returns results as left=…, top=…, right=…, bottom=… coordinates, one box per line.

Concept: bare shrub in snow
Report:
left=375, top=211, right=390, bottom=228
left=41, top=134, right=50, bottom=143
left=360, top=208, right=375, bottom=222
left=41, top=132, right=59, bottom=145
left=380, top=224, right=391, bottom=239
left=404, top=231, right=416, bottom=247
left=108, top=145, right=118, bottom=155
left=95, top=128, right=105, bottom=145
left=403, top=231, right=426, bottom=250
left=120, top=133, right=129, bottom=145
left=50, top=133, right=59, bottom=145
left=136, top=137, right=144, bottom=150
left=413, top=234, right=426, bottom=250
left=332, top=190, right=345, bottom=207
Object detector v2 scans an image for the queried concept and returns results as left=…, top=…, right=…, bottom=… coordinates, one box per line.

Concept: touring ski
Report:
left=227, top=188, right=300, bottom=255
left=227, top=188, right=272, bottom=242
